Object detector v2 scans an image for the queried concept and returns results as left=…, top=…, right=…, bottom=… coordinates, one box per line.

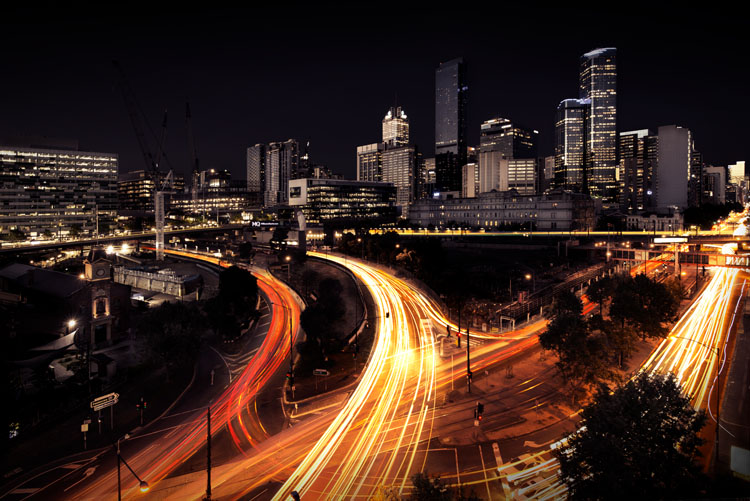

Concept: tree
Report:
left=556, top=372, right=707, bottom=500
left=408, top=473, right=481, bottom=501
left=610, top=274, right=679, bottom=340
left=270, top=226, right=289, bottom=250
left=137, top=302, right=206, bottom=379
left=205, top=266, right=259, bottom=340
left=586, top=276, right=614, bottom=315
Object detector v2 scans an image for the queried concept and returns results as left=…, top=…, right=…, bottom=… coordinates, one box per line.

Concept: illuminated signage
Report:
left=653, top=237, right=688, bottom=243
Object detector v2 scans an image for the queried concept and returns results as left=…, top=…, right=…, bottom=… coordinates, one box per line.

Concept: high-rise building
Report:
left=580, top=48, right=618, bottom=206
left=246, top=144, right=266, bottom=193
left=619, top=129, right=657, bottom=212
left=703, top=166, right=726, bottom=205
left=537, top=155, right=555, bottom=193
left=0, top=144, right=118, bottom=238
left=420, top=157, right=436, bottom=199
left=357, top=142, right=385, bottom=182
left=382, top=145, right=419, bottom=215
left=729, top=161, right=746, bottom=185
left=689, top=149, right=704, bottom=207
left=435, top=58, right=467, bottom=192
left=508, top=159, right=536, bottom=195
left=382, top=107, right=409, bottom=147
left=655, top=125, right=692, bottom=210
left=479, top=118, right=538, bottom=159
left=260, top=139, right=298, bottom=207
left=554, top=98, right=589, bottom=192
left=462, top=162, right=479, bottom=198
left=118, top=169, right=185, bottom=213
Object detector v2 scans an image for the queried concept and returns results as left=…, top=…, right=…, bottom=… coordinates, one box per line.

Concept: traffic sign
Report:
left=313, top=369, right=330, bottom=377
left=90, top=392, right=119, bottom=411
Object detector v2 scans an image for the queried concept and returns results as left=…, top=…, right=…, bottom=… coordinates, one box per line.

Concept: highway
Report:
left=20, top=252, right=303, bottom=500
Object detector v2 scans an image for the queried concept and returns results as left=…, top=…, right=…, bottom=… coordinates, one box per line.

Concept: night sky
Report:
left=2, top=5, right=748, bottom=181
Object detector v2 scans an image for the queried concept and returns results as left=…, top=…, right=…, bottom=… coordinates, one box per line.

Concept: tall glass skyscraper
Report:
left=435, top=58, right=467, bottom=192
left=554, top=98, right=589, bottom=192
left=479, top=118, right=538, bottom=159
left=579, top=47, right=617, bottom=206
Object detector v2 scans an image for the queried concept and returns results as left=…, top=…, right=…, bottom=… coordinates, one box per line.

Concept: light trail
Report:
left=69, top=248, right=303, bottom=499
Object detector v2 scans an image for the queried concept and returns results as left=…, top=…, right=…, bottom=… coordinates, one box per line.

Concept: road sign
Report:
left=313, top=369, right=330, bottom=377
left=90, top=392, right=119, bottom=412
left=81, top=423, right=89, bottom=432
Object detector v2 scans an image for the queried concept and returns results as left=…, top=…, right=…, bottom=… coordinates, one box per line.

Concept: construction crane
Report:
left=112, top=61, right=173, bottom=260
left=185, top=101, right=200, bottom=203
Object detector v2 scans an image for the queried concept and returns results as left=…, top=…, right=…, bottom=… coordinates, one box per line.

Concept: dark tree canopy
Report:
left=206, top=266, right=259, bottom=339
left=556, top=372, right=706, bottom=500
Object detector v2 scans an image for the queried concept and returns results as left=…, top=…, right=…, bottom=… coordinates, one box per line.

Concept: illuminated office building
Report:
left=382, top=145, right=419, bottom=215
left=479, top=118, right=538, bottom=159
left=357, top=142, right=385, bottom=182
left=262, top=139, right=298, bottom=207
left=462, top=162, right=479, bottom=198
left=118, top=169, right=185, bottom=214
left=554, top=98, right=589, bottom=192
left=246, top=143, right=265, bottom=193
left=382, top=107, right=409, bottom=147
left=435, top=58, right=467, bottom=192
left=619, top=129, right=657, bottom=212
left=0, top=144, right=117, bottom=238
left=288, top=178, right=396, bottom=225
left=579, top=47, right=618, bottom=206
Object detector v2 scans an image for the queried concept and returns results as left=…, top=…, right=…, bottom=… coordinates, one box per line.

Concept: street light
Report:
left=525, top=273, right=535, bottom=293
left=285, top=255, right=292, bottom=282
left=67, top=319, right=77, bottom=334
left=115, top=434, right=149, bottom=500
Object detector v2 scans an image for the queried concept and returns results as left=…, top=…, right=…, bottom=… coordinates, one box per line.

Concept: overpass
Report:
left=0, top=224, right=243, bottom=255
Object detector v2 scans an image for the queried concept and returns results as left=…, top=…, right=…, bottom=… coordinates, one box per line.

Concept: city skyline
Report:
left=1, top=5, right=747, bottom=182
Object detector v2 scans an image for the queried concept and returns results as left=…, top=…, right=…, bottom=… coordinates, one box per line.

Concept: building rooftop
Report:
left=0, top=263, right=85, bottom=298
left=582, top=47, right=616, bottom=59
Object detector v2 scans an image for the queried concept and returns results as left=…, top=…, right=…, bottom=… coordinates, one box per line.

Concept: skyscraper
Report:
left=435, top=58, right=467, bottom=192
left=554, top=98, right=589, bottom=192
left=261, top=139, right=298, bottom=207
left=382, top=145, right=419, bottom=214
left=655, top=125, right=692, bottom=210
left=479, top=118, right=538, bottom=159
left=382, top=107, right=409, bottom=147
left=357, top=142, right=384, bottom=182
left=619, top=129, right=657, bottom=211
left=246, top=143, right=265, bottom=193
left=579, top=48, right=617, bottom=206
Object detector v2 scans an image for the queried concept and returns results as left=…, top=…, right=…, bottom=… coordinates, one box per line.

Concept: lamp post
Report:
left=115, top=435, right=149, bottom=500
left=524, top=273, right=535, bottom=293
left=285, top=255, right=291, bottom=282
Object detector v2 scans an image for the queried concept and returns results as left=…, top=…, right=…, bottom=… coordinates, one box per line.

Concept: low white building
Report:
left=408, top=189, right=595, bottom=231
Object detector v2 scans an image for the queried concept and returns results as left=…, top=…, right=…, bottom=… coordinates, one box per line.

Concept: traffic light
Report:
left=456, top=332, right=461, bottom=348
left=476, top=401, right=484, bottom=422
left=467, top=371, right=473, bottom=383
left=143, top=401, right=147, bottom=410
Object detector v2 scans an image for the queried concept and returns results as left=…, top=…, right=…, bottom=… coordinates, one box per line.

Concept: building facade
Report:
left=246, top=143, right=266, bottom=193
left=580, top=47, right=618, bottom=207
left=118, top=169, right=185, bottom=215
left=408, top=189, right=595, bottom=231
left=289, top=178, right=397, bottom=225
left=655, top=125, right=692, bottom=210
left=462, top=163, right=479, bottom=198
left=435, top=58, right=467, bottom=192
left=554, top=98, right=589, bottom=192
left=0, top=145, right=118, bottom=238
left=382, top=107, right=409, bottom=147
left=479, top=118, right=537, bottom=159
left=618, top=129, right=657, bottom=212
left=382, top=145, right=419, bottom=215
left=357, top=142, right=384, bottom=182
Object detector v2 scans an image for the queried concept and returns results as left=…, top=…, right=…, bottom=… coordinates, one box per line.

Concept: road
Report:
left=5, top=255, right=303, bottom=500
